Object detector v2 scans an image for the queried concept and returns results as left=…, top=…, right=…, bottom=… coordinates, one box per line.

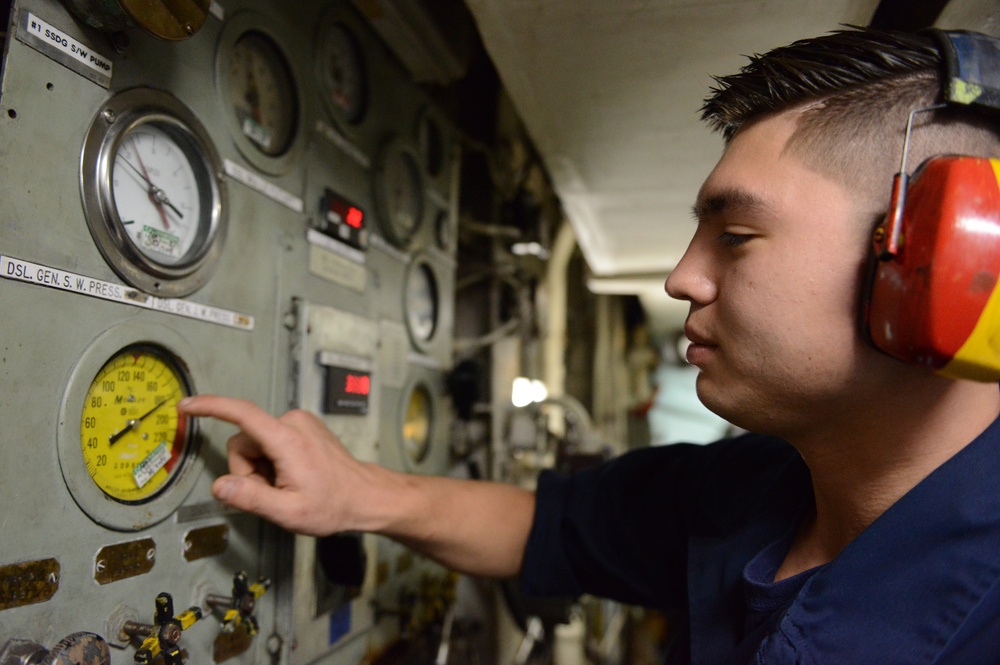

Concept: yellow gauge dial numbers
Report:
left=80, top=345, right=192, bottom=503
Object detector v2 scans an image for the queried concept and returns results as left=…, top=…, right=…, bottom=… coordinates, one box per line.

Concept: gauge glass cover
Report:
left=402, top=384, right=431, bottom=463
left=378, top=147, right=424, bottom=247
left=81, top=88, right=227, bottom=297
left=80, top=345, right=193, bottom=503
left=112, top=123, right=206, bottom=265
left=434, top=211, right=451, bottom=251
left=406, top=262, right=439, bottom=344
left=228, top=31, right=298, bottom=156
left=317, top=22, right=366, bottom=125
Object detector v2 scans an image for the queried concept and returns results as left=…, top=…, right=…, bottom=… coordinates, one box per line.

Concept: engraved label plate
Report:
left=94, top=539, right=156, bottom=585
left=183, top=524, right=229, bottom=562
left=0, top=558, right=60, bottom=611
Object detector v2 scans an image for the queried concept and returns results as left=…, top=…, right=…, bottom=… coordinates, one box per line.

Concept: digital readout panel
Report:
left=318, top=187, right=367, bottom=250
left=323, top=366, right=371, bottom=415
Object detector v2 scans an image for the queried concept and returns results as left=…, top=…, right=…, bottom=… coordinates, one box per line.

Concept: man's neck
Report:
left=774, top=379, right=1000, bottom=582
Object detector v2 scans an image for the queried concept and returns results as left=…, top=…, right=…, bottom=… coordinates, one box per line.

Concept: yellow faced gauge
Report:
left=402, top=384, right=431, bottom=464
left=80, top=345, right=193, bottom=503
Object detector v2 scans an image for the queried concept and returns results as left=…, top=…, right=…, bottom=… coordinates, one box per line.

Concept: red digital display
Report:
left=345, top=207, right=363, bottom=229
left=323, top=366, right=371, bottom=415
left=319, top=188, right=367, bottom=250
left=344, top=373, right=370, bottom=395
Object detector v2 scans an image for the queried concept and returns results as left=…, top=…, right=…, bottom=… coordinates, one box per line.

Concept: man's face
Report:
left=666, top=112, right=898, bottom=437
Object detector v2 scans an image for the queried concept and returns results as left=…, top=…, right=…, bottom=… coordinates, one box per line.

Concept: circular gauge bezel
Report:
left=314, top=17, right=368, bottom=128
left=374, top=137, right=425, bottom=249
left=403, top=255, right=440, bottom=352
left=58, top=324, right=205, bottom=531
left=416, top=107, right=447, bottom=178
left=216, top=14, right=303, bottom=175
left=434, top=209, right=452, bottom=252
left=400, top=379, right=434, bottom=466
left=80, top=87, right=227, bottom=297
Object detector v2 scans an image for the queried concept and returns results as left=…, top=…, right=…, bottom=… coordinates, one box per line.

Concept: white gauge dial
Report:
left=317, top=22, right=367, bottom=125
left=375, top=141, right=425, bottom=248
left=228, top=31, right=297, bottom=156
left=112, top=124, right=202, bottom=265
left=406, top=262, right=438, bottom=345
left=385, top=150, right=422, bottom=238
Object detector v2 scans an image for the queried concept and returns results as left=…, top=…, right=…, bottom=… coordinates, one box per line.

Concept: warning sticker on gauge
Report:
left=134, top=441, right=171, bottom=488
left=137, top=226, right=181, bottom=259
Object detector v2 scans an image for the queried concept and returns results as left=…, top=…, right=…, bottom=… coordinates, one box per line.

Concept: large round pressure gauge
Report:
left=81, top=88, right=227, bottom=297
left=375, top=140, right=425, bottom=248
left=227, top=31, right=298, bottom=157
left=81, top=344, right=193, bottom=503
left=316, top=21, right=367, bottom=126
left=59, top=325, right=205, bottom=530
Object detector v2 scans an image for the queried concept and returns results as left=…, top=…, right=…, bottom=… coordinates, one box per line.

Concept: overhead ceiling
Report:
left=461, top=0, right=998, bottom=334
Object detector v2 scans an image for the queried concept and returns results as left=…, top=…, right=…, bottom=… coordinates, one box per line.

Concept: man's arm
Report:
left=178, top=395, right=535, bottom=578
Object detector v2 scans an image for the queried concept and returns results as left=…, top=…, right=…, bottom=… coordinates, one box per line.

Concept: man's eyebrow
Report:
left=691, top=188, right=773, bottom=222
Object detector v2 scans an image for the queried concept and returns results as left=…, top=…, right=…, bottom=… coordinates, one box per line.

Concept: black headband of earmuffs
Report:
left=929, top=29, right=1000, bottom=111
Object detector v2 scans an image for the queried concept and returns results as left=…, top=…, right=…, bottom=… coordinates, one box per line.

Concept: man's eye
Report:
left=718, top=232, right=753, bottom=247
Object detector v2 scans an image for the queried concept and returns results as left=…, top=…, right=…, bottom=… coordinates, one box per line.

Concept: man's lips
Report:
left=683, top=325, right=715, bottom=347
left=683, top=326, right=716, bottom=365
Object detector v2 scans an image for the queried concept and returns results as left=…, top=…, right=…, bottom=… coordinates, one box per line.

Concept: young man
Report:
left=180, top=27, right=1000, bottom=663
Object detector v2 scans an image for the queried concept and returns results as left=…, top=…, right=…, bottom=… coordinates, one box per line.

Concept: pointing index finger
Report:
left=178, top=395, right=294, bottom=454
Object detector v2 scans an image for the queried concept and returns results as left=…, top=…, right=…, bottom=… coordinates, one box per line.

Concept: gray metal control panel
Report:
left=0, top=0, right=459, bottom=663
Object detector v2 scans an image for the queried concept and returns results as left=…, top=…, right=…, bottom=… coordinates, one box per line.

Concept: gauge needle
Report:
left=246, top=64, right=263, bottom=124
left=130, top=142, right=170, bottom=230
left=121, top=158, right=186, bottom=221
left=108, top=393, right=177, bottom=447
left=129, top=140, right=186, bottom=230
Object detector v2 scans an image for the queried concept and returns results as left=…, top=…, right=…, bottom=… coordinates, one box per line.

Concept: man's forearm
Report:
left=365, top=464, right=537, bottom=578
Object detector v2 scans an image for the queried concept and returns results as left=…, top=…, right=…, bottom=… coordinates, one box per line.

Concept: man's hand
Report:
left=178, top=395, right=378, bottom=536
left=179, top=394, right=536, bottom=578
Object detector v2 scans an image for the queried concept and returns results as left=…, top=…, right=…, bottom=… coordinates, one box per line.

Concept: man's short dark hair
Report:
left=701, top=27, right=1000, bottom=214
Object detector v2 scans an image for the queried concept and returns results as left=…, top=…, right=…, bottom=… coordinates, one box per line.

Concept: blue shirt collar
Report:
left=758, top=413, right=1000, bottom=663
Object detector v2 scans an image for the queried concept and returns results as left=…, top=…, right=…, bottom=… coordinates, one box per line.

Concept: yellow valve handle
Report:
left=133, top=594, right=203, bottom=664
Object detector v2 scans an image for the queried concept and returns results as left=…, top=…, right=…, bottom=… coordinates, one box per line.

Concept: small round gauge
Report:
left=417, top=109, right=445, bottom=177
left=227, top=31, right=298, bottom=157
left=434, top=210, right=451, bottom=251
left=316, top=21, right=367, bottom=126
left=375, top=141, right=424, bottom=247
left=81, top=88, right=227, bottom=297
left=402, top=383, right=432, bottom=464
left=405, top=260, right=439, bottom=347
left=79, top=344, right=194, bottom=503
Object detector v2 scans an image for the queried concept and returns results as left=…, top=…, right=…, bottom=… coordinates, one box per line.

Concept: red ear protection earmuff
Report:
left=866, top=30, right=1000, bottom=381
